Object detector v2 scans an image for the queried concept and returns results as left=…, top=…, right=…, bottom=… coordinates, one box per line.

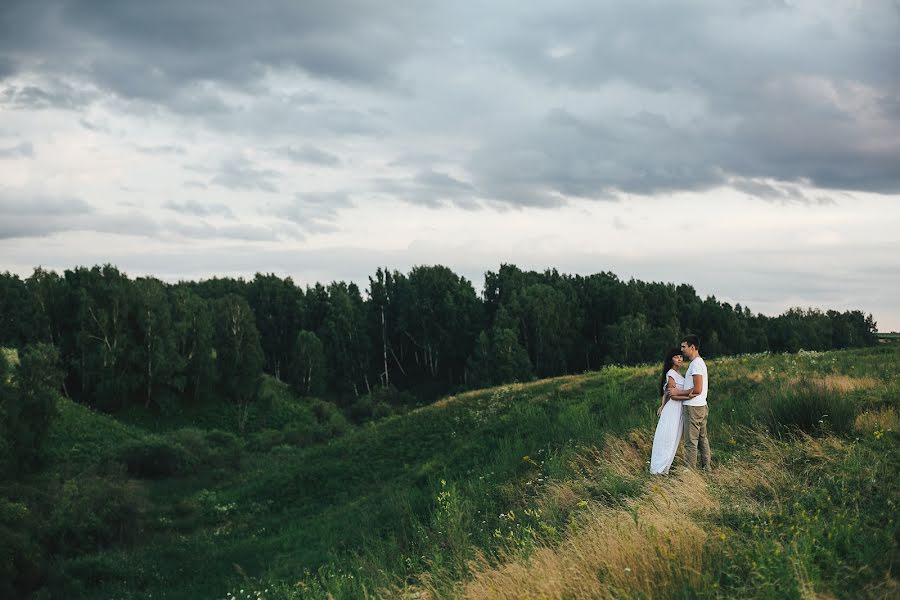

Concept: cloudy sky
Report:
left=1, top=0, right=899, bottom=330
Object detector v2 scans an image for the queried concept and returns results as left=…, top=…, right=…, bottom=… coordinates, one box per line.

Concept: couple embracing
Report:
left=649, top=335, right=712, bottom=475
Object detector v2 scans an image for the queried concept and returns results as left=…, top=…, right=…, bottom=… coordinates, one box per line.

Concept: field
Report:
left=4, top=345, right=898, bottom=599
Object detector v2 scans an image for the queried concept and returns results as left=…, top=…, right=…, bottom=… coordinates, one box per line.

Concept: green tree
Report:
left=66, top=265, right=137, bottom=410
left=319, top=282, right=369, bottom=401
left=287, top=330, right=327, bottom=396
left=467, top=326, right=533, bottom=387
left=171, top=287, right=216, bottom=403
left=213, top=294, right=264, bottom=431
left=247, top=273, right=305, bottom=380
left=0, top=272, right=36, bottom=347
left=397, top=266, right=482, bottom=385
left=605, top=313, right=652, bottom=365
left=518, top=283, right=574, bottom=377
left=1, top=344, right=63, bottom=474
left=133, top=278, right=182, bottom=408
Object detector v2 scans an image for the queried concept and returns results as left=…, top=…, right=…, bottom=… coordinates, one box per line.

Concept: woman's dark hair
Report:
left=659, top=348, right=682, bottom=394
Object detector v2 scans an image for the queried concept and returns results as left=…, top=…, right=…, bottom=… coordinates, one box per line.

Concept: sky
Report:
left=1, top=0, right=899, bottom=330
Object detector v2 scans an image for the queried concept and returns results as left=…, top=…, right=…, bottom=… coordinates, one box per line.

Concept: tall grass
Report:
left=763, top=379, right=858, bottom=435
left=9, top=345, right=898, bottom=599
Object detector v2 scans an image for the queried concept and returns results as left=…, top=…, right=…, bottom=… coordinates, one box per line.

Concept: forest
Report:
left=0, top=263, right=887, bottom=599
left=0, top=263, right=878, bottom=426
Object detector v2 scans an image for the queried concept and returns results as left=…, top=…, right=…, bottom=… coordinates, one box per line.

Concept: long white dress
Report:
left=650, top=369, right=685, bottom=475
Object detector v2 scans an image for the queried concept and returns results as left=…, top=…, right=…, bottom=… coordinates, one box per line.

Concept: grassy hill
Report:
left=5, top=345, right=898, bottom=599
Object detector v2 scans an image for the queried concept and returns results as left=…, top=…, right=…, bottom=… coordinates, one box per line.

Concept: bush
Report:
left=346, top=390, right=401, bottom=424
left=764, top=381, right=857, bottom=435
left=166, top=428, right=242, bottom=471
left=0, top=497, right=45, bottom=598
left=249, top=425, right=330, bottom=451
left=119, top=437, right=188, bottom=478
left=248, top=428, right=287, bottom=452
left=46, top=552, right=134, bottom=597
left=347, top=396, right=374, bottom=424
left=45, top=475, right=145, bottom=555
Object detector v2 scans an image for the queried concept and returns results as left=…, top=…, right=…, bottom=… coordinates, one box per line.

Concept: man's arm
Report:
left=665, top=377, right=688, bottom=401
left=673, top=373, right=703, bottom=400
left=688, top=373, right=703, bottom=398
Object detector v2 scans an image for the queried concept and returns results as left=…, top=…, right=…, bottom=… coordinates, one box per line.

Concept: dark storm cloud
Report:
left=374, top=170, right=481, bottom=209
left=0, top=0, right=419, bottom=95
left=2, top=0, right=899, bottom=205
left=0, top=57, right=14, bottom=80
left=729, top=178, right=835, bottom=206
left=1, top=81, right=96, bottom=110
left=467, top=2, right=900, bottom=198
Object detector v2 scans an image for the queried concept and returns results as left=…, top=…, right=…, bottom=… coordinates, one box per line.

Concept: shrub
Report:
left=372, top=401, right=395, bottom=420
left=203, top=429, right=243, bottom=465
left=248, top=428, right=286, bottom=452
left=45, top=476, right=145, bottom=555
left=119, top=437, right=188, bottom=478
left=283, top=425, right=323, bottom=447
left=46, top=552, right=134, bottom=597
left=764, top=381, right=857, bottom=435
left=166, top=428, right=242, bottom=471
left=346, top=392, right=399, bottom=424
left=0, top=497, right=45, bottom=598
left=346, top=396, right=374, bottom=424
left=250, top=425, right=328, bottom=450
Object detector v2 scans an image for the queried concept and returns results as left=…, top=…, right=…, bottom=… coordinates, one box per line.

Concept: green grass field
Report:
left=6, top=345, right=898, bottom=599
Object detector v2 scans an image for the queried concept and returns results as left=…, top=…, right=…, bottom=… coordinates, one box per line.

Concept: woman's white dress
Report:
left=650, top=369, right=685, bottom=475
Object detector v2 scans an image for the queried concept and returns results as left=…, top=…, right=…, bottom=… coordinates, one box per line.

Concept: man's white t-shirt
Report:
left=684, top=356, right=708, bottom=407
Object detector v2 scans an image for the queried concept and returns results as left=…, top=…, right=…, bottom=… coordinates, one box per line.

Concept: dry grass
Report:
left=853, top=406, right=899, bottom=433
left=709, top=436, right=788, bottom=512
left=821, top=375, right=879, bottom=393
left=457, top=470, right=713, bottom=600
left=394, top=429, right=885, bottom=600
left=431, top=378, right=562, bottom=409
left=557, top=380, right=584, bottom=393
left=704, top=433, right=846, bottom=535
left=430, top=390, right=484, bottom=409
left=403, top=433, right=714, bottom=600
left=742, top=372, right=879, bottom=393
left=572, top=432, right=649, bottom=480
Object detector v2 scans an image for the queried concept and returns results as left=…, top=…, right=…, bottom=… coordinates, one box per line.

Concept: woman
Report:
left=650, top=348, right=686, bottom=475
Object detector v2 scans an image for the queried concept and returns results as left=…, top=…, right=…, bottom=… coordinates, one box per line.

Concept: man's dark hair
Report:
left=682, top=334, right=700, bottom=350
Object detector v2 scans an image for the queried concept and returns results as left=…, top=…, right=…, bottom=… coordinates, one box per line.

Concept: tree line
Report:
left=0, top=264, right=878, bottom=417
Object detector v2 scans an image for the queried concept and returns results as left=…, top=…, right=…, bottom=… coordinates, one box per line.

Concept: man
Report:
left=676, top=334, right=711, bottom=470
